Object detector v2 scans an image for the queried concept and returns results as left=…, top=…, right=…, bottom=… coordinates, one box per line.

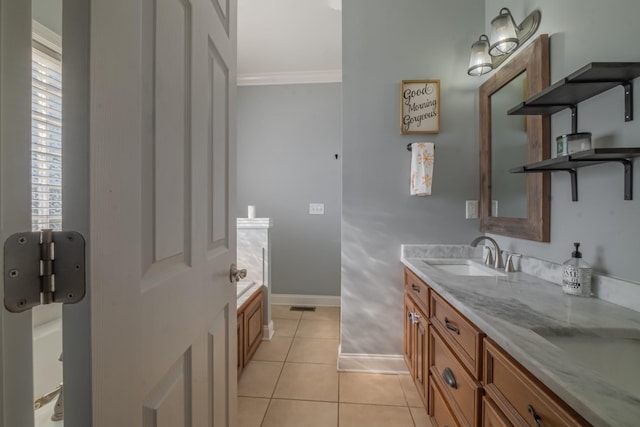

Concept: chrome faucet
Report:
left=470, top=236, right=503, bottom=269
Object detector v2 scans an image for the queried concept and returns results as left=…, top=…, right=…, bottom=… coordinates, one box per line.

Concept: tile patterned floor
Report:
left=238, top=305, right=432, bottom=427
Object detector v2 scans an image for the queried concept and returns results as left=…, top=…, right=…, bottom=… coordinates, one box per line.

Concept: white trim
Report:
left=271, top=293, right=340, bottom=307
left=32, top=20, right=62, bottom=54
left=236, top=218, right=273, bottom=229
left=337, top=346, right=409, bottom=374
left=262, top=320, right=275, bottom=341
left=237, top=69, right=342, bottom=86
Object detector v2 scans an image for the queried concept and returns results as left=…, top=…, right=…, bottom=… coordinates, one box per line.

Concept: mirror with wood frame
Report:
left=479, top=34, right=551, bottom=242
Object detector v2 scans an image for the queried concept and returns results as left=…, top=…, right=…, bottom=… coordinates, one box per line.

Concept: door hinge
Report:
left=4, top=230, right=86, bottom=313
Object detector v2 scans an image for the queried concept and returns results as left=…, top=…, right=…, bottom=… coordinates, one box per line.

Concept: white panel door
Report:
left=0, top=0, right=36, bottom=426
left=89, top=0, right=237, bottom=425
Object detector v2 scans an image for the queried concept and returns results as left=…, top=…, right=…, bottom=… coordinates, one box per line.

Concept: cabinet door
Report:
left=404, top=295, right=416, bottom=375
left=244, top=289, right=264, bottom=362
left=237, top=311, right=244, bottom=377
left=414, top=309, right=429, bottom=406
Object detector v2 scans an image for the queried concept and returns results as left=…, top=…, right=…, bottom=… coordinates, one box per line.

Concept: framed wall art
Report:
left=400, top=80, right=440, bottom=134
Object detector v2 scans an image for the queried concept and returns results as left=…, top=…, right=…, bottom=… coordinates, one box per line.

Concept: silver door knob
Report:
left=229, top=264, right=247, bottom=283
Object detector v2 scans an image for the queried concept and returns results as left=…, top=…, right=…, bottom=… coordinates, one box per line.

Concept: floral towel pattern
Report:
left=410, top=142, right=434, bottom=196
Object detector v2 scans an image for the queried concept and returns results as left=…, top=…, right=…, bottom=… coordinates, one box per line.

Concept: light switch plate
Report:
left=491, top=200, right=498, bottom=217
left=309, top=203, right=325, bottom=215
left=465, top=200, right=478, bottom=219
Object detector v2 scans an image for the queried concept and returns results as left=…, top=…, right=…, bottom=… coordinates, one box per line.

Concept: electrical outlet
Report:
left=492, top=200, right=499, bottom=217
left=309, top=203, right=325, bottom=215
left=465, top=200, right=478, bottom=219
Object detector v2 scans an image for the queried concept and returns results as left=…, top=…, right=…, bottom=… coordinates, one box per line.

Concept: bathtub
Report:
left=237, top=280, right=263, bottom=310
left=33, top=307, right=64, bottom=426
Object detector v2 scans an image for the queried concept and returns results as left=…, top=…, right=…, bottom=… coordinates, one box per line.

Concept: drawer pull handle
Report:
left=444, top=317, right=460, bottom=335
left=527, top=405, right=545, bottom=427
left=411, top=284, right=420, bottom=293
left=442, top=367, right=457, bottom=389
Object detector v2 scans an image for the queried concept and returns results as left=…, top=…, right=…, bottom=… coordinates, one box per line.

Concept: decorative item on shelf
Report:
left=556, top=132, right=592, bottom=157
left=467, top=8, right=541, bottom=76
left=400, top=80, right=440, bottom=134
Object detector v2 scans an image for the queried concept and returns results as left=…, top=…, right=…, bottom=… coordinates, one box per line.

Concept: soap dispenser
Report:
left=561, top=243, right=592, bottom=297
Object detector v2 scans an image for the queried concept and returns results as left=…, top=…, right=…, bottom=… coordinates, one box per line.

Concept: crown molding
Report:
left=237, top=69, right=342, bottom=86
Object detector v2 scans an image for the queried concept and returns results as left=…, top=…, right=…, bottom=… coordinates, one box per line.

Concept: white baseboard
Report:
left=262, top=320, right=274, bottom=341
left=271, top=293, right=340, bottom=307
left=337, top=346, right=409, bottom=374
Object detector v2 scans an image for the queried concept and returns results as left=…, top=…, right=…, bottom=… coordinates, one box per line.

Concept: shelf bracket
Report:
left=623, top=82, right=633, bottom=122
left=570, top=105, right=578, bottom=134
left=556, top=168, right=578, bottom=201
left=620, top=159, right=633, bottom=200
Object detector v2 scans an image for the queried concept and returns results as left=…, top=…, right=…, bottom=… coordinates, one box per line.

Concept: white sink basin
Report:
left=423, top=259, right=505, bottom=277
left=533, top=327, right=640, bottom=397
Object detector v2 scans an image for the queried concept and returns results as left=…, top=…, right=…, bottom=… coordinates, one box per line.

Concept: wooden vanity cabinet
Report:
left=237, top=287, right=264, bottom=376
left=403, top=267, right=591, bottom=427
left=483, top=338, right=589, bottom=427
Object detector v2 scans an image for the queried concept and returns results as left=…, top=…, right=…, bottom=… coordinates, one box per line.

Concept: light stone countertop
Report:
left=401, top=245, right=640, bottom=427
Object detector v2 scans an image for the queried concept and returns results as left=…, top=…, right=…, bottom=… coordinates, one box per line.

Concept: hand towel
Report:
left=410, top=142, right=435, bottom=196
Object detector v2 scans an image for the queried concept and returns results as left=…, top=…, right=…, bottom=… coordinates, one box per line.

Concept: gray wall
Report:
left=485, top=0, right=640, bottom=283
left=237, top=83, right=342, bottom=296
left=33, top=0, right=62, bottom=35
left=341, top=0, right=484, bottom=355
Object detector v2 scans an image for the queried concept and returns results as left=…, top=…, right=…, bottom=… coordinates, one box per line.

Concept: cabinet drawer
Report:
left=484, top=339, right=588, bottom=427
left=405, top=267, right=430, bottom=314
left=431, top=291, right=483, bottom=378
left=482, top=396, right=512, bottom=427
left=430, top=327, right=481, bottom=427
left=429, top=376, right=460, bottom=427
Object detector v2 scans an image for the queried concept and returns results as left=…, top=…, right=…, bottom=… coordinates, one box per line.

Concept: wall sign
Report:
left=400, top=80, right=440, bottom=134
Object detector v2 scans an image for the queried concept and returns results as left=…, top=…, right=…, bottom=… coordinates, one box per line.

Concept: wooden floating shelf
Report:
left=510, top=148, right=640, bottom=201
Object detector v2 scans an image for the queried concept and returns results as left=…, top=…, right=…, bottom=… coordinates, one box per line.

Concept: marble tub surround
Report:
left=401, top=245, right=640, bottom=427
left=238, top=218, right=273, bottom=339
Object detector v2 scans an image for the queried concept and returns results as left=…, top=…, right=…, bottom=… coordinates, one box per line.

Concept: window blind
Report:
left=31, top=47, right=62, bottom=231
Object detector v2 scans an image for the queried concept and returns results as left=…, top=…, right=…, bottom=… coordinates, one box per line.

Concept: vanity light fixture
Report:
left=467, top=8, right=541, bottom=76
left=468, top=35, right=492, bottom=77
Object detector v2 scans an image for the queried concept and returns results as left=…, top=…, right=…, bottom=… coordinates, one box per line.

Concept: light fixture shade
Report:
left=489, top=8, right=519, bottom=56
left=467, top=35, right=493, bottom=76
